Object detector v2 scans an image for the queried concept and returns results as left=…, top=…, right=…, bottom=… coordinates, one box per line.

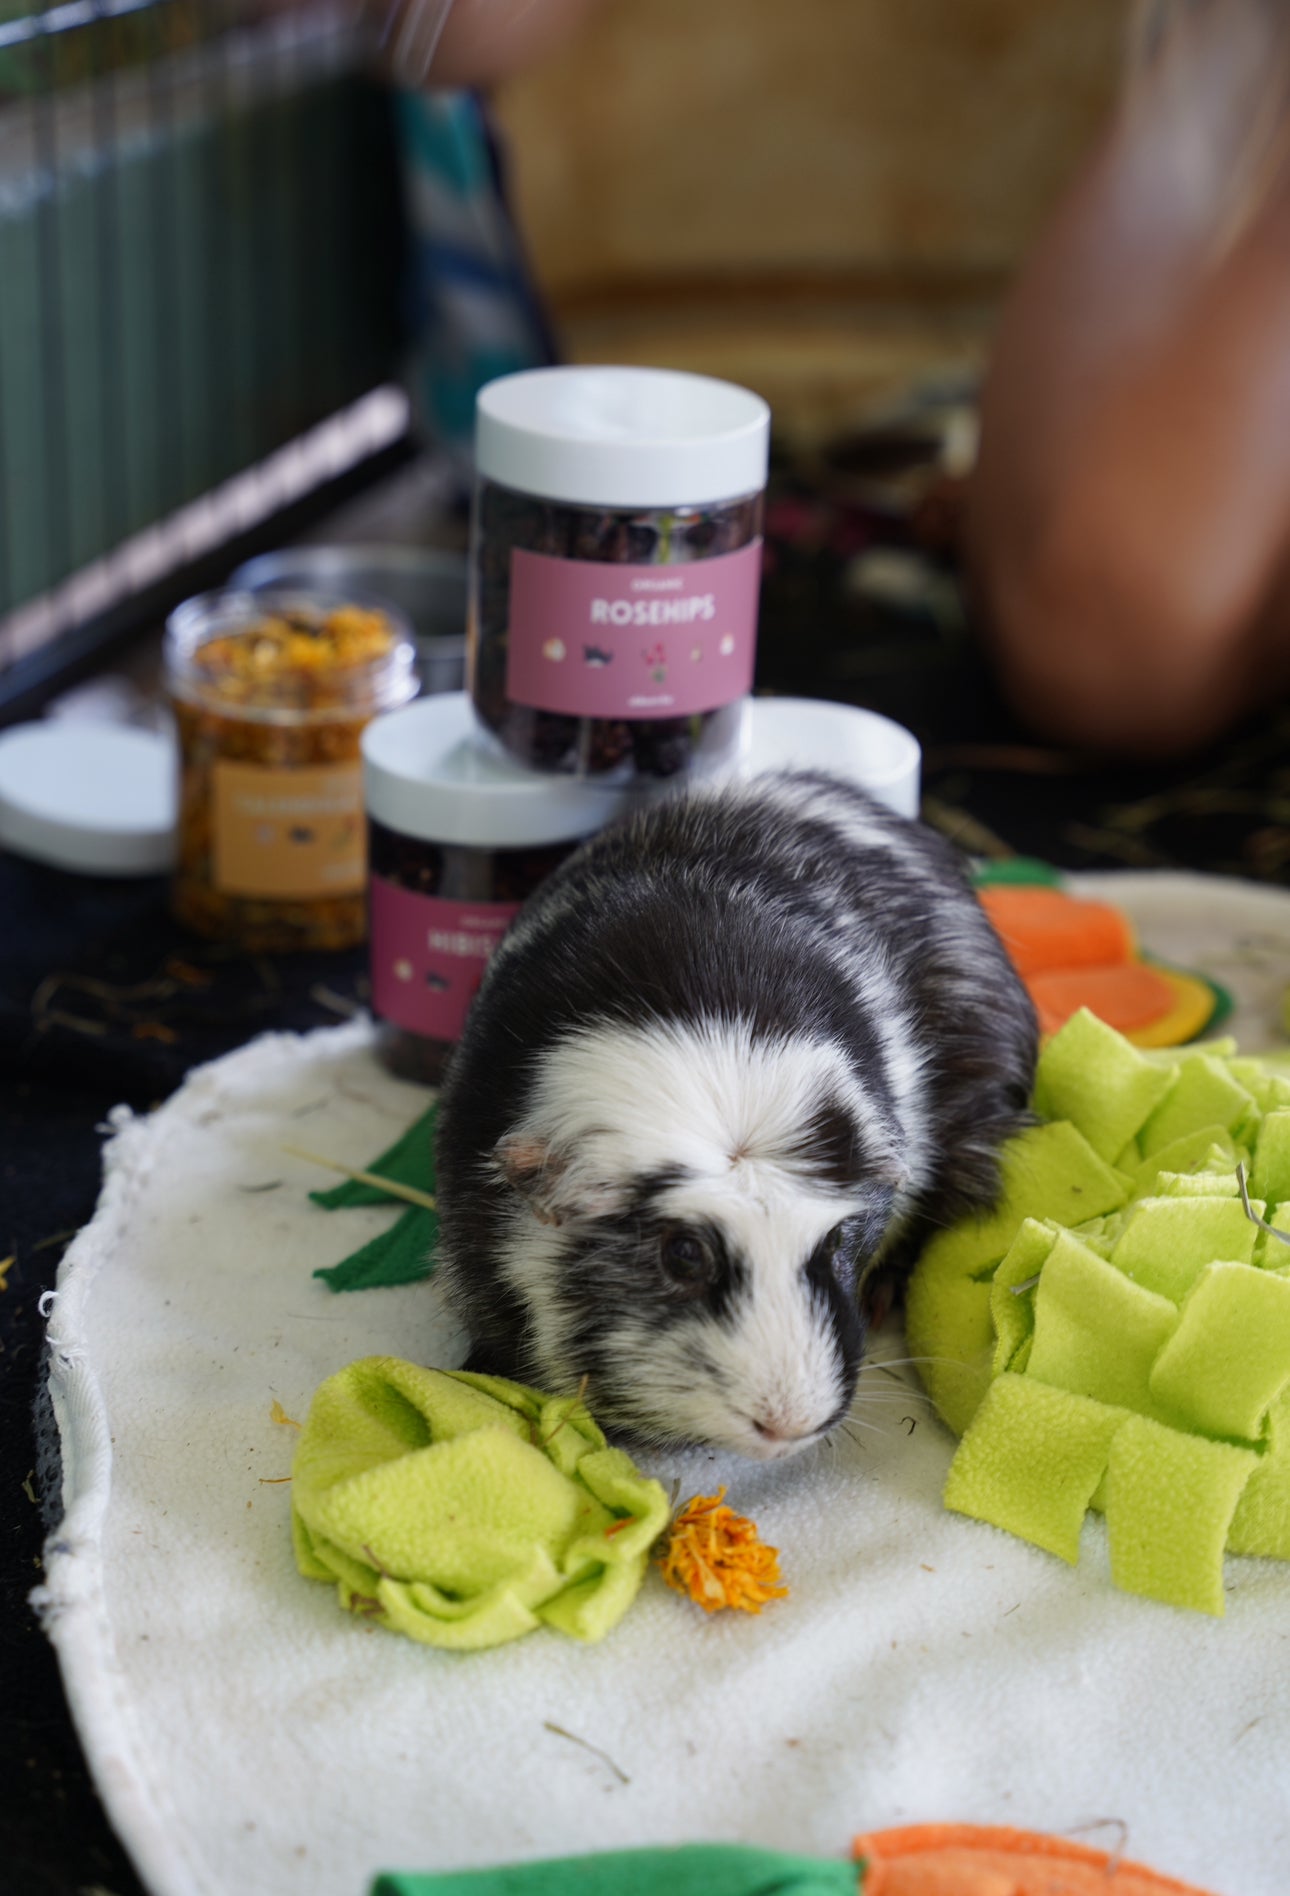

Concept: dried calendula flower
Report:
left=659, top=1487, right=789, bottom=1614
left=194, top=606, right=398, bottom=701
left=165, top=592, right=416, bottom=951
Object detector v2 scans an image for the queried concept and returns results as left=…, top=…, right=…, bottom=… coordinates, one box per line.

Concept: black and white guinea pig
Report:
left=433, top=768, right=1037, bottom=1461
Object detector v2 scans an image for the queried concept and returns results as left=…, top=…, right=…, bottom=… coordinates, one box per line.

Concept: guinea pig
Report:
left=433, top=768, right=1037, bottom=1462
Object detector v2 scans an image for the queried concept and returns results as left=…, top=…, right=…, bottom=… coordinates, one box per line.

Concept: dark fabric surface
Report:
left=2, top=463, right=1288, bottom=1896
left=0, top=862, right=370, bottom=1896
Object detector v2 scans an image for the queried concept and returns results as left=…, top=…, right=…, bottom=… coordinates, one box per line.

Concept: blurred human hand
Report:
left=967, top=0, right=1290, bottom=756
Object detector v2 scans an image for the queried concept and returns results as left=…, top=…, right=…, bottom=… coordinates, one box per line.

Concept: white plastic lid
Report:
left=729, top=697, right=922, bottom=819
left=0, top=723, right=177, bottom=875
left=475, top=366, right=771, bottom=509
left=363, top=694, right=641, bottom=849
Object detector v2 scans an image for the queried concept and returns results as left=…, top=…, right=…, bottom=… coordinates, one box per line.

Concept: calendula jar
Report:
left=470, top=365, right=769, bottom=779
left=363, top=693, right=636, bottom=1083
left=166, top=591, right=417, bottom=951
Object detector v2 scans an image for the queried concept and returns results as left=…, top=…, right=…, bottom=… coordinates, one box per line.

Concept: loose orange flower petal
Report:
left=659, top=1487, right=789, bottom=1614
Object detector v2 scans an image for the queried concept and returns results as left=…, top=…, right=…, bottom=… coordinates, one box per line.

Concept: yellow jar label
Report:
left=212, top=760, right=365, bottom=898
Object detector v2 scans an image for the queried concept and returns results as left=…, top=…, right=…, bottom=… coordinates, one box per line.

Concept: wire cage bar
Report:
left=0, top=0, right=407, bottom=663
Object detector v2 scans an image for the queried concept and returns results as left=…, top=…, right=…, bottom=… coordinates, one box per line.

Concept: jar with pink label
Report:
left=470, top=365, right=769, bottom=779
left=363, top=693, right=636, bottom=1083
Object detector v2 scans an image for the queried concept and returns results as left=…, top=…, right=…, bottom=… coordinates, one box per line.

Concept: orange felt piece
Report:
left=978, top=886, right=1136, bottom=978
left=854, top=1825, right=1219, bottom=1896
left=1028, top=961, right=1179, bottom=1037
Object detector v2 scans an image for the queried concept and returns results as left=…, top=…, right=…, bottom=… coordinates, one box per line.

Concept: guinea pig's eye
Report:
left=659, top=1227, right=717, bottom=1293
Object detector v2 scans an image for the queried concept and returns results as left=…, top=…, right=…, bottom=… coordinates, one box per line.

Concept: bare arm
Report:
left=968, top=59, right=1290, bottom=755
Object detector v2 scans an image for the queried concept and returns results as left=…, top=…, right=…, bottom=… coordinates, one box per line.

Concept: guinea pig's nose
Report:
left=752, top=1416, right=817, bottom=1445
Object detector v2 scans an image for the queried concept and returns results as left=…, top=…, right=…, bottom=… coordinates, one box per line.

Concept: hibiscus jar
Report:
left=166, top=591, right=418, bottom=951
left=363, top=692, right=637, bottom=1084
left=470, top=365, right=770, bottom=778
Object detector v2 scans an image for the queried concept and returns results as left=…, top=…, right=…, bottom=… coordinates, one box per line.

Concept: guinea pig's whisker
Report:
left=864, top=1352, right=964, bottom=1374
left=839, top=1413, right=894, bottom=1437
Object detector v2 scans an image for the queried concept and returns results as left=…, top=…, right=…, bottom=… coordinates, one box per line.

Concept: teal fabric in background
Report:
left=396, top=88, right=554, bottom=461
left=372, top=1843, right=861, bottom=1896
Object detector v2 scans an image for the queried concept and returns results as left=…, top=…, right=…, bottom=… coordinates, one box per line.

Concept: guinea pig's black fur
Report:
left=433, top=769, right=1037, bottom=1460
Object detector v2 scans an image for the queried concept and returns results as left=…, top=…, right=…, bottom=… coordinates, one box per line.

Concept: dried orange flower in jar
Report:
left=165, top=592, right=417, bottom=951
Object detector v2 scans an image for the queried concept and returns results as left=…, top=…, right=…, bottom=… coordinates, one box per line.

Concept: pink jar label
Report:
left=505, top=540, right=761, bottom=718
left=370, top=876, right=520, bottom=1042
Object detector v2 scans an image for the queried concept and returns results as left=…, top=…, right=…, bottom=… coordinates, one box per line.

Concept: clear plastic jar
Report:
left=363, top=693, right=637, bottom=1082
left=469, top=366, right=769, bottom=779
left=166, top=590, right=417, bottom=951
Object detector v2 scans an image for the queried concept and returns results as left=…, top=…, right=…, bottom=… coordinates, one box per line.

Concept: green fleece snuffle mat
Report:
left=908, top=1008, right=1290, bottom=1614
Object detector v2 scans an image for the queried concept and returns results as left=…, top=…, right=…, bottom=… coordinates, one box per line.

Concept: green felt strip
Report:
left=1139, top=1054, right=1255, bottom=1156
left=944, top=1374, right=1125, bottom=1563
left=1104, top=1417, right=1257, bottom=1615
left=1067, top=1212, right=1122, bottom=1258
left=1154, top=1169, right=1241, bottom=1197
left=903, top=1243, right=995, bottom=1438
left=371, top=1846, right=860, bottom=1896
left=1252, top=1111, right=1290, bottom=1204
left=1148, top=1262, right=1290, bottom=1440
left=310, top=1104, right=438, bottom=1208
left=1034, top=1009, right=1176, bottom=1162
left=1110, top=1195, right=1259, bottom=1301
left=1254, top=1074, right=1290, bottom=1113
left=313, top=1205, right=438, bottom=1292
left=989, top=1220, right=1057, bottom=1374
left=1125, top=1124, right=1237, bottom=1196
left=917, top=1121, right=1130, bottom=1283
left=1229, top=1389, right=1290, bottom=1559
left=1027, top=1232, right=1178, bottom=1420
left=1254, top=1207, right=1290, bottom=1270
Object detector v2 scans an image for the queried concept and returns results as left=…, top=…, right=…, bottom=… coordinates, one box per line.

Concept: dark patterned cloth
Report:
left=3, top=454, right=1288, bottom=1894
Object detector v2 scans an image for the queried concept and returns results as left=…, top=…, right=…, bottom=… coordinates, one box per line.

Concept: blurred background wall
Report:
left=493, top=0, right=1128, bottom=440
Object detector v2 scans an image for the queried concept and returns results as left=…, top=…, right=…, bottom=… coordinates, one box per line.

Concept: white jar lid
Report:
left=475, top=366, right=770, bottom=509
left=363, top=694, right=641, bottom=849
left=729, top=697, right=922, bottom=820
left=0, top=723, right=177, bottom=875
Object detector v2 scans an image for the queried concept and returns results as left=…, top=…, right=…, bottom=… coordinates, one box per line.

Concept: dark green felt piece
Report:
left=971, top=857, right=1064, bottom=888
left=310, top=1104, right=437, bottom=1209
left=314, top=1205, right=438, bottom=1292
left=370, top=1845, right=859, bottom=1896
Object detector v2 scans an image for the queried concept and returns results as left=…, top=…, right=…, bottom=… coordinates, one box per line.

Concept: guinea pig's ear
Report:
left=492, top=1131, right=624, bottom=1227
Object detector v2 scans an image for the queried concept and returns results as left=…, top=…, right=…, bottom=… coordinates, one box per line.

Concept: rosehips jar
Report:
left=166, top=591, right=417, bottom=951
left=469, top=365, right=769, bottom=779
left=362, top=693, right=637, bottom=1083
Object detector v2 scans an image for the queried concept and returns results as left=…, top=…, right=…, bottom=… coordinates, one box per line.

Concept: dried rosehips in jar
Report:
left=468, top=366, right=769, bottom=780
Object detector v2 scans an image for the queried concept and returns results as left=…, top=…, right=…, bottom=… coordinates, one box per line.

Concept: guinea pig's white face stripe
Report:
left=652, top=1179, right=858, bottom=1454
left=511, top=1015, right=899, bottom=1209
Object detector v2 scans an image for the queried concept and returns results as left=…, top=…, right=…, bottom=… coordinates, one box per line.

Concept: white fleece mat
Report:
left=36, top=872, right=1290, bottom=1896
